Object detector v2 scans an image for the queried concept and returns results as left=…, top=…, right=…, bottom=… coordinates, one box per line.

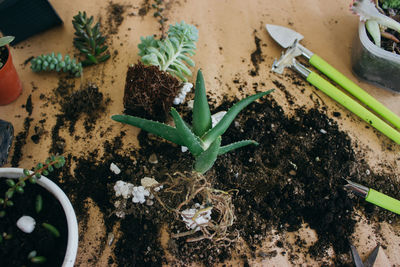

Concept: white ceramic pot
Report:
left=0, top=168, right=78, bottom=267
left=351, top=21, right=400, bottom=92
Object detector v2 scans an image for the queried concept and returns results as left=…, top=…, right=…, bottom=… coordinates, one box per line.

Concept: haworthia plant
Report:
left=138, top=21, right=198, bottom=82
left=30, top=53, right=83, bottom=77
left=72, top=11, right=110, bottom=66
left=112, top=69, right=274, bottom=174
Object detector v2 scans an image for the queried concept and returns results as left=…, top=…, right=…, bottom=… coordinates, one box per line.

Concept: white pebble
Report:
left=114, top=180, right=134, bottom=199
left=16, top=216, right=36, bottom=234
left=110, top=163, right=121, bottom=174
left=320, top=129, right=327, bottom=134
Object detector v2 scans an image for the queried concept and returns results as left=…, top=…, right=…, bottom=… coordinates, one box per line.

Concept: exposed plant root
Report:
left=150, top=171, right=239, bottom=245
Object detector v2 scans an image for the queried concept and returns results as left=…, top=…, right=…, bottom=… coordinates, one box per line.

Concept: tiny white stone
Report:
left=132, top=186, right=151, bottom=204
left=187, top=100, right=194, bottom=109
left=173, top=98, right=181, bottom=105
left=16, top=215, right=36, bottom=234
left=320, top=129, right=327, bottom=134
left=181, top=146, right=188, bottom=152
left=114, top=180, right=134, bottom=199
left=181, top=204, right=212, bottom=231
left=110, top=163, right=121, bottom=174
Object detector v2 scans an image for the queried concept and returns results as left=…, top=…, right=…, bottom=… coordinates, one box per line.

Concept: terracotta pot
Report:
left=0, top=168, right=79, bottom=267
left=0, top=46, right=22, bottom=105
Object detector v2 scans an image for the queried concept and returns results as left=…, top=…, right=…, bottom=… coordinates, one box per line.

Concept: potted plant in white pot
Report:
left=0, top=156, right=78, bottom=266
left=350, top=0, right=400, bottom=91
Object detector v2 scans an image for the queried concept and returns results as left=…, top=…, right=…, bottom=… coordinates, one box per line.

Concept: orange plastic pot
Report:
left=0, top=46, right=22, bottom=105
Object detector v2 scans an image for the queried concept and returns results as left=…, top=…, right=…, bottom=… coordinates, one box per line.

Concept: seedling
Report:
left=351, top=0, right=400, bottom=47
left=113, top=70, right=273, bottom=174
left=112, top=70, right=273, bottom=242
left=72, top=11, right=110, bottom=66
left=138, top=21, right=198, bottom=82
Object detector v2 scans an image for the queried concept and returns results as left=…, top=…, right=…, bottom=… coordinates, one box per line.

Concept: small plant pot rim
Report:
left=351, top=21, right=400, bottom=92
left=0, top=45, right=22, bottom=105
left=0, top=168, right=78, bottom=267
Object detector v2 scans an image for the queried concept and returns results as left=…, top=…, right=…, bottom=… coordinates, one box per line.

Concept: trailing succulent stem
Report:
left=0, top=155, right=65, bottom=217
left=138, top=21, right=198, bottom=82
left=30, top=53, right=83, bottom=77
left=72, top=11, right=110, bottom=66
left=152, top=0, right=168, bottom=38
left=112, top=69, right=273, bottom=174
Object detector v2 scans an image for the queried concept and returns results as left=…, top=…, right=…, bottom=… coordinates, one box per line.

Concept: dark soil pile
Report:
left=123, top=62, right=181, bottom=121
left=47, top=93, right=400, bottom=266
left=0, top=180, right=68, bottom=267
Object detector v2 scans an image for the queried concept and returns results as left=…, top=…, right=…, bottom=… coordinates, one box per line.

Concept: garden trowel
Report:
left=266, top=24, right=400, bottom=132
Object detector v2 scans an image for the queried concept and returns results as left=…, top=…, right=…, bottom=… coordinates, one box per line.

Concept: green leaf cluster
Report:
left=30, top=53, right=83, bottom=77
left=112, top=70, right=273, bottom=174
left=138, top=21, right=198, bottom=82
left=381, top=0, right=400, bottom=9
left=0, top=155, right=66, bottom=217
left=73, top=11, right=110, bottom=66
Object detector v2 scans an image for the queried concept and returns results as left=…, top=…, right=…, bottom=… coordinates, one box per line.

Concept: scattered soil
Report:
left=0, top=119, right=13, bottom=166
left=11, top=117, right=32, bottom=167
left=46, top=91, right=399, bottom=266
left=106, top=2, right=126, bottom=35
left=24, top=94, right=33, bottom=116
left=123, top=62, right=181, bottom=121
left=0, top=180, right=68, bottom=267
left=250, top=32, right=263, bottom=77
left=138, top=0, right=151, bottom=17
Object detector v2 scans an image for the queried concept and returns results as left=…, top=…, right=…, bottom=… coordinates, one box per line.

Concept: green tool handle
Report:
left=307, top=72, right=400, bottom=144
left=309, top=54, right=400, bottom=130
left=366, top=189, right=400, bottom=215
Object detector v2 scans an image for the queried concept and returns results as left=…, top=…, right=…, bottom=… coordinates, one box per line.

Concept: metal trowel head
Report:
left=266, top=24, right=304, bottom=48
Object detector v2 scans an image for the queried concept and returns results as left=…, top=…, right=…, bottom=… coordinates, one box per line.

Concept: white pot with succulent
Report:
left=0, top=156, right=78, bottom=267
left=350, top=0, right=400, bottom=92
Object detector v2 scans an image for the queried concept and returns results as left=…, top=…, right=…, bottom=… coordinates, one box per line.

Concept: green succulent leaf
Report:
left=42, top=223, right=60, bottom=238
left=192, top=70, right=212, bottom=137
left=138, top=21, right=198, bottom=82
left=170, top=108, right=204, bottom=156
left=30, top=53, right=82, bottom=77
left=218, top=140, right=259, bottom=155
left=194, top=136, right=221, bottom=174
left=0, top=36, right=14, bottom=47
left=111, top=115, right=185, bottom=146
left=202, top=90, right=274, bottom=148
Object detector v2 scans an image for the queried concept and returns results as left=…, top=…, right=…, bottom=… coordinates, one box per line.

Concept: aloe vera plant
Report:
left=138, top=21, right=198, bottom=82
left=112, top=70, right=273, bottom=174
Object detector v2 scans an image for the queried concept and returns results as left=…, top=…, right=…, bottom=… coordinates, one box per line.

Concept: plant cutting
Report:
left=0, top=156, right=79, bottom=266
left=112, top=69, right=273, bottom=242
left=123, top=21, right=198, bottom=121
left=0, top=36, right=22, bottom=105
left=30, top=53, right=83, bottom=77
left=351, top=0, right=400, bottom=91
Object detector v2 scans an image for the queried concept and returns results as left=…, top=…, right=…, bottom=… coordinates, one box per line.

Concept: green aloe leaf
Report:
left=111, top=115, right=185, bottom=146
left=194, top=136, right=221, bottom=174
left=170, top=108, right=204, bottom=156
left=202, top=90, right=273, bottom=147
left=218, top=140, right=258, bottom=155
left=192, top=70, right=212, bottom=137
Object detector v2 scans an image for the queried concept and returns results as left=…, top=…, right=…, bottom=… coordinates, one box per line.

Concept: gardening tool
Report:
left=350, top=243, right=380, bottom=267
left=266, top=24, right=400, bottom=131
left=344, top=180, right=400, bottom=215
left=270, top=39, right=400, bottom=145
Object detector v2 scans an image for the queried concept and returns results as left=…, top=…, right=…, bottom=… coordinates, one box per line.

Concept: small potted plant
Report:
left=350, top=0, right=400, bottom=91
left=0, top=156, right=78, bottom=266
left=112, top=70, right=273, bottom=242
left=123, top=21, right=198, bottom=121
left=0, top=36, right=22, bottom=105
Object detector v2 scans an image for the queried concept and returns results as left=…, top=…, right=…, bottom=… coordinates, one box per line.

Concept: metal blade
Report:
left=350, top=244, right=364, bottom=267
left=364, top=244, right=380, bottom=267
left=266, top=24, right=304, bottom=48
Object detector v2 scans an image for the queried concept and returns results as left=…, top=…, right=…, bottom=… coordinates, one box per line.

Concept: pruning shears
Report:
left=266, top=24, right=400, bottom=145
left=350, top=243, right=380, bottom=267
